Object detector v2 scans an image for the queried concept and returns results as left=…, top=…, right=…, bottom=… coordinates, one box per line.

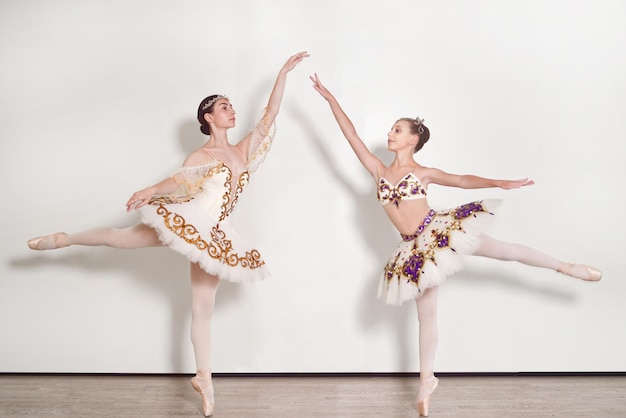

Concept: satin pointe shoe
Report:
left=417, top=376, right=439, bottom=417
left=557, top=262, right=602, bottom=282
left=27, top=232, right=68, bottom=251
left=190, top=370, right=214, bottom=417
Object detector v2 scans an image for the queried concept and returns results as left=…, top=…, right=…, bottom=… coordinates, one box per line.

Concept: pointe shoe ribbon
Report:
left=417, top=376, right=439, bottom=417
left=27, top=233, right=68, bottom=250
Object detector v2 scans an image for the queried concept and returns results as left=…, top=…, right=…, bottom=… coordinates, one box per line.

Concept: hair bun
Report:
left=200, top=125, right=211, bottom=136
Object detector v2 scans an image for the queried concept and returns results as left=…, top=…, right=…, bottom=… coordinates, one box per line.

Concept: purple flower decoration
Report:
left=454, top=201, right=486, bottom=219
left=403, top=252, right=425, bottom=284
left=434, top=233, right=450, bottom=248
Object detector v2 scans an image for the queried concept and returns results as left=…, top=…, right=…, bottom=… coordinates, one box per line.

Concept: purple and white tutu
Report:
left=378, top=199, right=501, bottom=305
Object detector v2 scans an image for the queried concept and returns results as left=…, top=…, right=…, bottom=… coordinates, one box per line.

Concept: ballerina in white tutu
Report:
left=27, top=51, right=309, bottom=417
left=309, top=73, right=601, bottom=417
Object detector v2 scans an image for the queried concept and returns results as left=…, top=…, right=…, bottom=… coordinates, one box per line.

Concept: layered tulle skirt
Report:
left=138, top=194, right=269, bottom=283
left=378, top=199, right=501, bottom=305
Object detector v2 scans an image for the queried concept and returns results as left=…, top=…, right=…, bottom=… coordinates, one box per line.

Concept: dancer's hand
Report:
left=280, top=51, right=309, bottom=74
left=498, top=178, right=535, bottom=189
left=262, top=51, right=310, bottom=130
left=310, top=73, right=334, bottom=101
left=126, top=187, right=155, bottom=212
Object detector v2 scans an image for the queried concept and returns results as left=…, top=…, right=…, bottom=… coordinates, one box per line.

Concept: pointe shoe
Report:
left=418, top=396, right=432, bottom=417
left=417, top=376, right=439, bottom=417
left=190, top=371, right=214, bottom=417
left=557, top=262, right=602, bottom=282
left=27, top=233, right=68, bottom=251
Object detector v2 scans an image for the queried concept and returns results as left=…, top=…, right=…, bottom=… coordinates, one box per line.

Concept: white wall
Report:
left=1, top=0, right=624, bottom=373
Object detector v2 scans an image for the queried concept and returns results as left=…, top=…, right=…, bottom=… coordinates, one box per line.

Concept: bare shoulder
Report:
left=415, top=165, right=447, bottom=185
left=183, top=147, right=216, bottom=167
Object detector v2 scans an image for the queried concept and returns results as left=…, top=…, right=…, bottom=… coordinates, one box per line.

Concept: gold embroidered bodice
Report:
left=198, top=162, right=249, bottom=222
left=150, top=161, right=249, bottom=222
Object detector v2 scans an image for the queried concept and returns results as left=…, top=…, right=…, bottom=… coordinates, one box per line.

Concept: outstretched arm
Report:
left=125, top=176, right=179, bottom=212
left=310, top=73, right=384, bottom=179
left=423, top=167, right=534, bottom=190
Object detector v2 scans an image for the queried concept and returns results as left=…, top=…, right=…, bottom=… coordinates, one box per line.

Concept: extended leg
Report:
left=415, top=286, right=440, bottom=416
left=472, top=235, right=601, bottom=281
left=189, top=262, right=219, bottom=417
left=27, top=224, right=162, bottom=250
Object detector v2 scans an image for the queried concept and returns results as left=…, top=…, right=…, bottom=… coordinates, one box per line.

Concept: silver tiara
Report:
left=202, top=95, right=228, bottom=111
left=414, top=116, right=425, bottom=134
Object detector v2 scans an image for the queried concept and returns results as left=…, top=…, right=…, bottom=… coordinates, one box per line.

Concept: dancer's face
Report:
left=387, top=120, right=418, bottom=152
left=205, top=99, right=236, bottom=129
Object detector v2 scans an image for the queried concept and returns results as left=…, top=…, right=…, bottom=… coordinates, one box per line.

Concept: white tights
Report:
left=416, top=233, right=566, bottom=380
left=190, top=263, right=219, bottom=371
left=415, top=286, right=439, bottom=381
left=59, top=224, right=218, bottom=372
left=472, top=234, right=560, bottom=270
left=62, top=224, right=163, bottom=248
left=56, top=228, right=573, bottom=377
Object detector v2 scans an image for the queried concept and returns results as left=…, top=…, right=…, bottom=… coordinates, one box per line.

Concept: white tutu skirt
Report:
left=378, top=199, right=501, bottom=306
left=138, top=195, right=269, bottom=283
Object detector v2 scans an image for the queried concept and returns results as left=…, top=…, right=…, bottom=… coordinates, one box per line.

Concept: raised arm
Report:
left=265, top=51, right=309, bottom=126
left=236, top=51, right=309, bottom=156
left=310, top=73, right=384, bottom=179
left=422, top=167, right=534, bottom=190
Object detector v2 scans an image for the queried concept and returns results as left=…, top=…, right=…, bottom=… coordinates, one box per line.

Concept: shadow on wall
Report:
left=456, top=264, right=577, bottom=303
left=12, top=244, right=190, bottom=371
left=179, top=118, right=205, bottom=156
left=288, top=104, right=416, bottom=373
left=11, top=116, right=247, bottom=373
left=286, top=102, right=579, bottom=374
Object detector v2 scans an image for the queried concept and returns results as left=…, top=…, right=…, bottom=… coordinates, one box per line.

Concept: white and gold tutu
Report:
left=138, top=115, right=275, bottom=283
left=378, top=199, right=501, bottom=305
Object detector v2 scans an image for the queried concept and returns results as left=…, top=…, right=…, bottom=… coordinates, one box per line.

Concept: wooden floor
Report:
left=1, top=374, right=624, bottom=418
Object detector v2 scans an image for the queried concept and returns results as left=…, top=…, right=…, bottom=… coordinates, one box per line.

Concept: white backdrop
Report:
left=1, top=0, right=624, bottom=374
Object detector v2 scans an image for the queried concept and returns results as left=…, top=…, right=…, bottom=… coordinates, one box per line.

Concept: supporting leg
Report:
left=189, top=262, right=219, bottom=416
left=415, top=286, right=440, bottom=417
